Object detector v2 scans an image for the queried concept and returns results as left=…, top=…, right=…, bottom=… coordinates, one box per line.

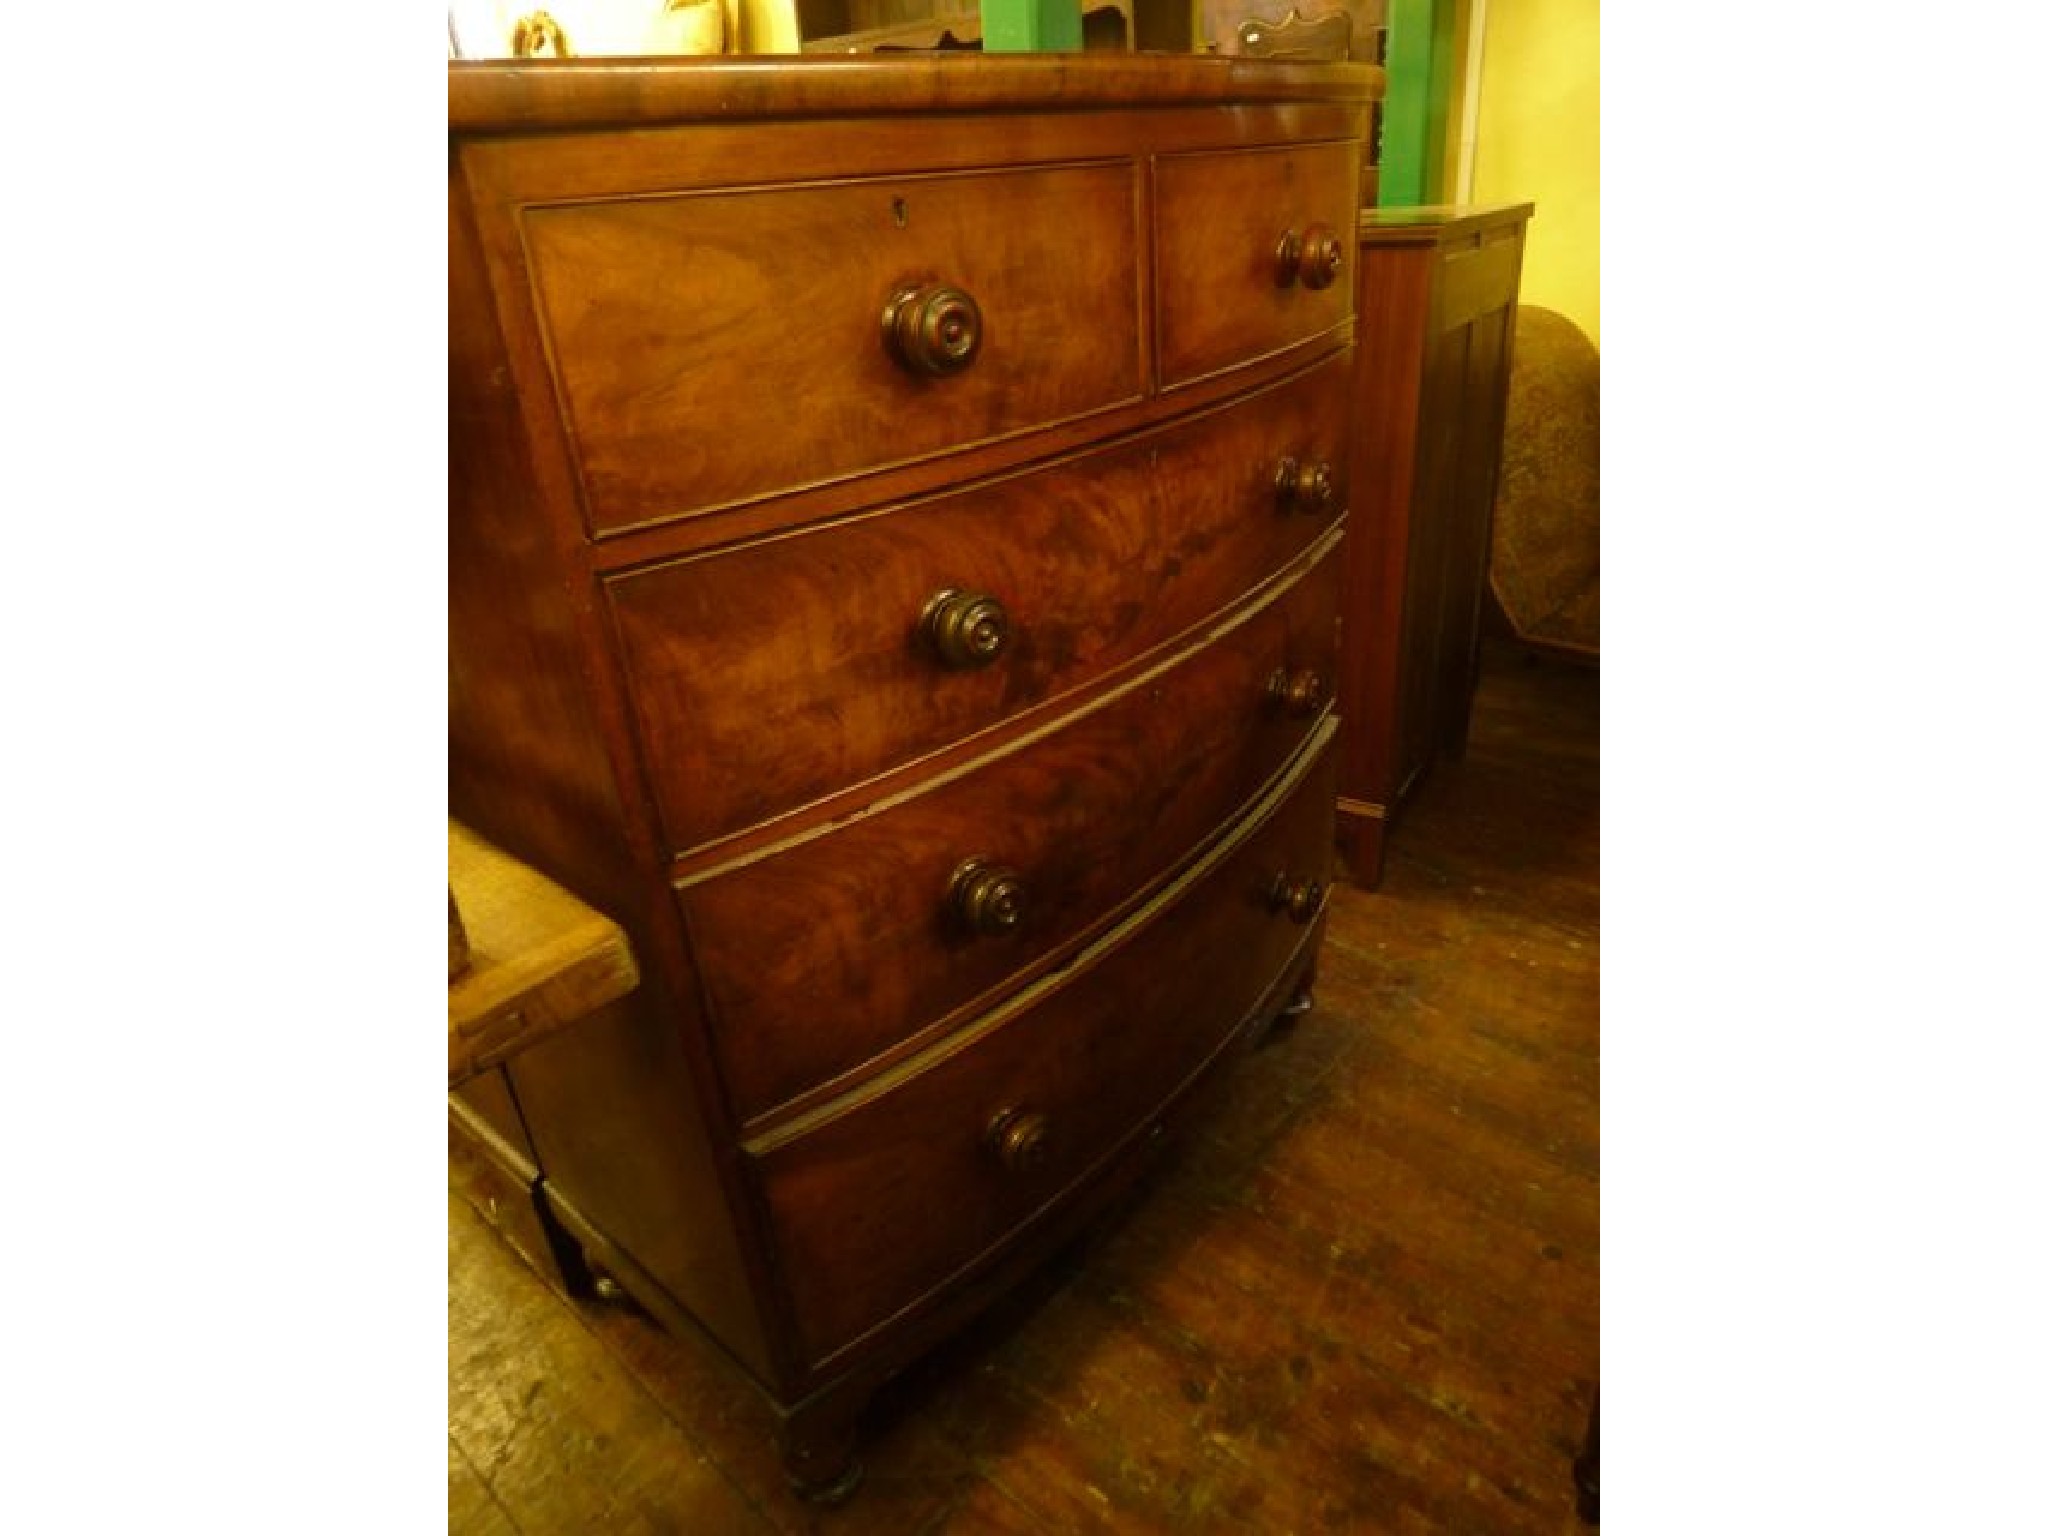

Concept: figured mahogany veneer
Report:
left=1155, top=139, right=1359, bottom=387
left=605, top=350, right=1351, bottom=857
left=753, top=731, right=1339, bottom=1369
left=448, top=55, right=1377, bottom=1502
left=526, top=162, right=1143, bottom=535
left=688, top=535, right=1342, bottom=1127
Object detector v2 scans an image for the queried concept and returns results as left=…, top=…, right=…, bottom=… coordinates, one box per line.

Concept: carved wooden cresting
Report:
left=448, top=54, right=1380, bottom=1501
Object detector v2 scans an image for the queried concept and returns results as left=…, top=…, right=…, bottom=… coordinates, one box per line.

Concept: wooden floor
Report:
left=449, top=641, right=1599, bottom=1534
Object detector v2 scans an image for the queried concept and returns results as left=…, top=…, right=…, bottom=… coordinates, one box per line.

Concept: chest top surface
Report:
left=449, top=53, right=1383, bottom=132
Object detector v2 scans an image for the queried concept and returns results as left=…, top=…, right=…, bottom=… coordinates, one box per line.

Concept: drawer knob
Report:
left=1300, top=224, right=1344, bottom=289
left=948, top=857, right=1027, bottom=937
left=1264, top=667, right=1327, bottom=717
left=919, top=588, right=1011, bottom=670
left=1275, top=456, right=1337, bottom=514
left=1274, top=224, right=1343, bottom=290
left=985, top=1106, right=1052, bottom=1172
left=1268, top=872, right=1324, bottom=924
left=882, top=282, right=983, bottom=377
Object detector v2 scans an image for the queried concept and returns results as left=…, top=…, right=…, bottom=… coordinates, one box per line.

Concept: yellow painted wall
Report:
left=1465, top=0, right=1599, bottom=344
left=447, top=0, right=798, bottom=54
left=736, top=0, right=800, bottom=50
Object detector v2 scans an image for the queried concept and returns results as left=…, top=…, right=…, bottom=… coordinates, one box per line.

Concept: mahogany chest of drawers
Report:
left=448, top=54, right=1378, bottom=1497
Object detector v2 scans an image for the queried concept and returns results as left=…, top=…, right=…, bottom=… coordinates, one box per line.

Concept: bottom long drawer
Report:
left=746, top=721, right=1338, bottom=1370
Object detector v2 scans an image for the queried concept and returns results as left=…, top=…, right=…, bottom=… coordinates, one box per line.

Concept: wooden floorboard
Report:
left=448, top=641, right=1599, bottom=1533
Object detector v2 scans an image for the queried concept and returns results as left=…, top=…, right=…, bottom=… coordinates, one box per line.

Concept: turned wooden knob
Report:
left=948, top=857, right=1026, bottom=937
left=882, top=282, right=983, bottom=376
left=1268, top=872, right=1323, bottom=924
left=985, top=1106, right=1051, bottom=1172
left=919, top=588, right=1011, bottom=669
left=1274, top=224, right=1343, bottom=289
left=1264, top=667, right=1327, bottom=717
left=1274, top=456, right=1337, bottom=514
left=1299, top=223, right=1343, bottom=289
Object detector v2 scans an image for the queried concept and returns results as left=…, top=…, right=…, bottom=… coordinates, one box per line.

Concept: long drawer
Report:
left=522, top=161, right=1144, bottom=537
left=748, top=726, right=1337, bottom=1369
left=606, top=350, right=1352, bottom=856
left=688, top=539, right=1340, bottom=1125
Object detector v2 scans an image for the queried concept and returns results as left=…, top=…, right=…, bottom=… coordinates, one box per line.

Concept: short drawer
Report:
left=1154, top=140, right=1358, bottom=388
left=606, top=349, right=1352, bottom=855
left=748, top=726, right=1337, bottom=1369
left=522, top=162, right=1143, bottom=536
left=687, top=541, right=1340, bottom=1124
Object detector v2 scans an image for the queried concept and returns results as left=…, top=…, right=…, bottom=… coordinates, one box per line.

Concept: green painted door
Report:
left=1379, top=0, right=1457, bottom=206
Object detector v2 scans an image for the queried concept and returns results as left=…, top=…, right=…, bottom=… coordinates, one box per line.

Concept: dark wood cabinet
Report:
left=449, top=55, right=1379, bottom=1498
left=1336, top=201, right=1534, bottom=885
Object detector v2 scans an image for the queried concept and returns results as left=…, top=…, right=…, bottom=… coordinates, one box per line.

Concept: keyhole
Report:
left=892, top=197, right=909, bottom=228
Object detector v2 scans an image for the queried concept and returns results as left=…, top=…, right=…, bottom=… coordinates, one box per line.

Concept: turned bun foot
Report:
left=787, top=1453, right=865, bottom=1506
left=778, top=1386, right=868, bottom=1505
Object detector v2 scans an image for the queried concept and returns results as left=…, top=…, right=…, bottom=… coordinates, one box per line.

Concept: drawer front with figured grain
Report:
left=606, top=350, right=1352, bottom=856
left=522, top=162, right=1143, bottom=537
left=686, top=541, right=1340, bottom=1124
left=748, top=728, right=1337, bottom=1368
left=1154, top=140, right=1358, bottom=388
